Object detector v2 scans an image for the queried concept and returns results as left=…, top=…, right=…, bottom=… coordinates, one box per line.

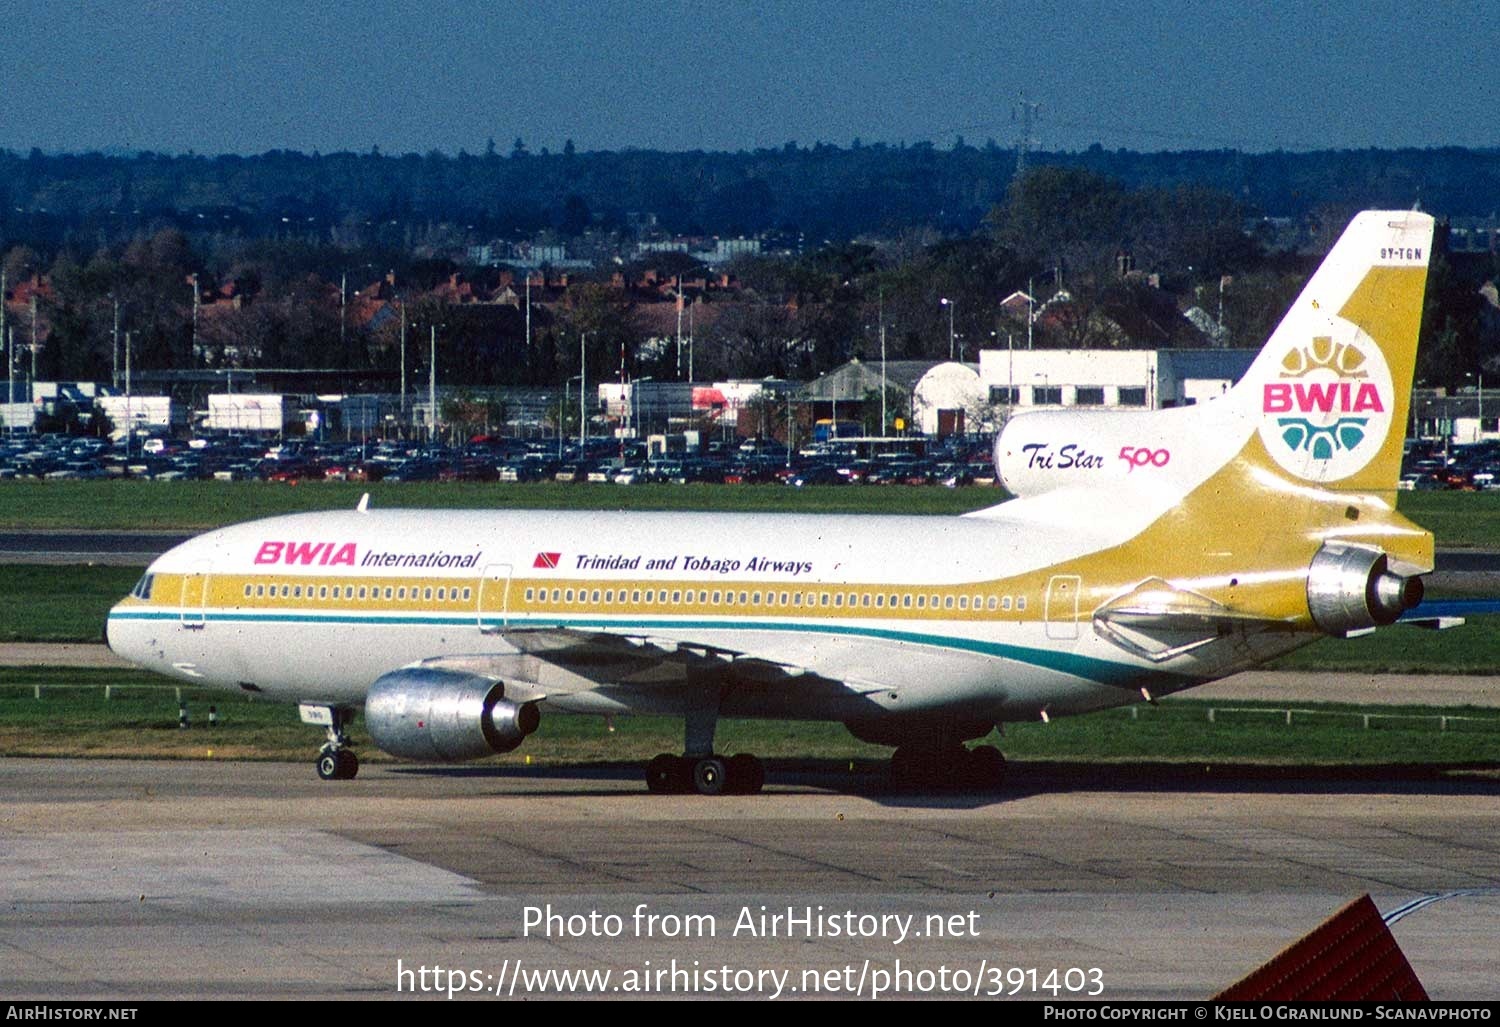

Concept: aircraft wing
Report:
left=407, top=626, right=881, bottom=706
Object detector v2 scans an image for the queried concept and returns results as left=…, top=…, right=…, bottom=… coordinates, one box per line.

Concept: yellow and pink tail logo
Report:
left=1258, top=329, right=1394, bottom=482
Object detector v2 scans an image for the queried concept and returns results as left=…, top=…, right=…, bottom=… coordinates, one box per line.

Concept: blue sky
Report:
left=2, top=0, right=1495, bottom=155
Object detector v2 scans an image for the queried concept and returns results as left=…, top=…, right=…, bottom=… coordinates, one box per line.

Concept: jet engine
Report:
left=364, top=667, right=540, bottom=762
left=1305, top=541, right=1423, bottom=636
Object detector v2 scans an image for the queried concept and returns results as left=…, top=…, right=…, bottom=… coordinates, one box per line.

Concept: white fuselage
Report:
left=106, top=500, right=1303, bottom=728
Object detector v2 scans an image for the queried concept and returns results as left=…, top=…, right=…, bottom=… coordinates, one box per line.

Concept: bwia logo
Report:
left=533, top=552, right=561, bottom=569
left=1256, top=328, right=1393, bottom=482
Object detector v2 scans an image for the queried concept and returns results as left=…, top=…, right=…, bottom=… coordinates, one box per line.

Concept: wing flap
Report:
left=412, top=626, right=850, bottom=701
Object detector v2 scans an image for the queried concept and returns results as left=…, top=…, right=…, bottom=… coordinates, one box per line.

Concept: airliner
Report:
left=106, top=211, right=1449, bottom=794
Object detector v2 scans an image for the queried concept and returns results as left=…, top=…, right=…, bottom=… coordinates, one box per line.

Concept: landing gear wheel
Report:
left=317, top=747, right=358, bottom=780
left=964, top=745, right=1006, bottom=791
left=646, top=753, right=681, bottom=794
left=692, top=757, right=727, bottom=795
left=726, top=754, right=765, bottom=795
left=890, top=746, right=946, bottom=792
left=335, top=749, right=359, bottom=780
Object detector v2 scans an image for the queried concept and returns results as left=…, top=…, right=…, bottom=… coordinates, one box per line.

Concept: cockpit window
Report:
left=130, top=573, right=155, bottom=600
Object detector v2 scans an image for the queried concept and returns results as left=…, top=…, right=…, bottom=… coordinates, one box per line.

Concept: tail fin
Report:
left=991, top=211, right=1434, bottom=505
left=1235, top=210, right=1433, bottom=493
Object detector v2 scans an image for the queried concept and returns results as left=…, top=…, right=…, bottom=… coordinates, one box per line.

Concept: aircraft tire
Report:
left=692, top=757, right=727, bottom=796
left=336, top=749, right=359, bottom=780
left=316, top=750, right=340, bottom=781
left=726, top=754, right=764, bottom=795
left=965, top=745, right=1006, bottom=791
left=646, top=753, right=679, bottom=794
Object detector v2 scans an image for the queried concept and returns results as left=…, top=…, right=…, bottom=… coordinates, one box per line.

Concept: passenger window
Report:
left=917, top=595, right=926, bottom=609
left=987, top=596, right=997, bottom=610
left=713, top=591, right=722, bottom=604
left=632, top=590, right=641, bottom=603
left=752, top=592, right=761, bottom=605
left=1017, top=596, right=1027, bottom=611
left=525, top=588, right=534, bottom=602
left=698, top=590, right=708, bottom=604
left=423, top=588, right=432, bottom=601
left=820, top=593, right=830, bottom=607
left=293, top=586, right=302, bottom=598
left=671, top=590, right=681, bottom=603
left=903, top=594, right=912, bottom=608
left=862, top=594, right=871, bottom=607
left=398, top=587, right=407, bottom=600
left=738, top=592, right=748, bottom=604
left=319, top=586, right=328, bottom=599
left=959, top=597, right=968, bottom=610
left=256, top=584, right=265, bottom=598
left=565, top=589, right=574, bottom=602
left=463, top=588, right=472, bottom=601
left=875, top=595, right=884, bottom=608
left=383, top=587, right=393, bottom=600
left=591, top=590, right=601, bottom=603
left=834, top=594, right=843, bottom=607
left=945, top=596, right=955, bottom=609
left=437, top=588, right=446, bottom=601
left=645, top=590, right=654, bottom=603
left=243, top=584, right=252, bottom=597
left=793, top=593, right=802, bottom=606
left=780, top=592, right=789, bottom=605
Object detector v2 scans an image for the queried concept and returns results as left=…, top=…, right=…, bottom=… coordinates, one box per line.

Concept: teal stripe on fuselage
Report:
left=108, top=608, right=1165, bottom=687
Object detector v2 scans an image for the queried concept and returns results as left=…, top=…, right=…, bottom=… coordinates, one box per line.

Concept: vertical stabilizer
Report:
left=1236, top=211, right=1433, bottom=493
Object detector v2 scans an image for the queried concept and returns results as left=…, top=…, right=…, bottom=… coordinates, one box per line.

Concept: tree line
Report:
left=3, top=166, right=1496, bottom=393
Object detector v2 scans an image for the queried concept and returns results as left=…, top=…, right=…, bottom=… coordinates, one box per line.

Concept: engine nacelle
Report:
left=364, top=667, right=540, bottom=762
left=1306, top=541, right=1423, bottom=636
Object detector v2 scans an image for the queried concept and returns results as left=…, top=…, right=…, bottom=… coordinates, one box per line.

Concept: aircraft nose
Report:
left=103, top=611, right=113, bottom=653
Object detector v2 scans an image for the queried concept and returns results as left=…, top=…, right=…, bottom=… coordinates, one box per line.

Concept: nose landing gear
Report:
left=301, top=703, right=359, bottom=780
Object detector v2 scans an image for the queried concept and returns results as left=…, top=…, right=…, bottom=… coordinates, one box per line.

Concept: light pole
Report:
left=579, top=332, right=587, bottom=448
left=111, top=295, right=120, bottom=390
left=398, top=302, right=407, bottom=434
left=632, top=376, right=654, bottom=440
left=878, top=290, right=888, bottom=436
left=560, top=374, right=583, bottom=459
left=123, top=330, right=132, bottom=457
left=940, top=297, right=956, bottom=360
left=428, top=324, right=439, bottom=447
left=191, top=272, right=200, bottom=366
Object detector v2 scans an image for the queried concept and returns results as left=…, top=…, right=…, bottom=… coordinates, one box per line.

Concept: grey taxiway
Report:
left=2, top=756, right=1498, bottom=1000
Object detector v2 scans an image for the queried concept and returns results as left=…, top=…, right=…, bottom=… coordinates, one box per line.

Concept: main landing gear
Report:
left=889, top=743, right=1007, bottom=793
left=643, top=695, right=764, bottom=795
left=645, top=753, right=765, bottom=795
left=304, top=704, right=359, bottom=781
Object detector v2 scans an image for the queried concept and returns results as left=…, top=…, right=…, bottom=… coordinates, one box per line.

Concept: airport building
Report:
left=977, top=348, right=1260, bottom=413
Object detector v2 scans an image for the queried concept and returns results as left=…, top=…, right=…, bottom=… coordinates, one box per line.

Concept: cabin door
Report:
left=477, top=563, right=513, bottom=633
left=180, top=560, right=212, bottom=629
left=1044, top=574, right=1081, bottom=641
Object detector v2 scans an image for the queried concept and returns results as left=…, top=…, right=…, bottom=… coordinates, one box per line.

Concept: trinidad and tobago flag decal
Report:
left=533, top=552, right=562, bottom=569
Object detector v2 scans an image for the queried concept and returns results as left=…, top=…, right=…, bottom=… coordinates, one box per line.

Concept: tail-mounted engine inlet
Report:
left=1306, top=541, right=1423, bottom=636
